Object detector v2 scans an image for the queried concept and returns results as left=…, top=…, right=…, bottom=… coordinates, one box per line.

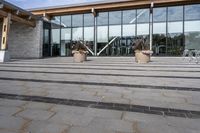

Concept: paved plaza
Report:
left=0, top=57, right=200, bottom=133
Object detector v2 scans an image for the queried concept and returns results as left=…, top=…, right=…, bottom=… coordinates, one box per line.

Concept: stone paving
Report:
left=0, top=57, right=200, bottom=133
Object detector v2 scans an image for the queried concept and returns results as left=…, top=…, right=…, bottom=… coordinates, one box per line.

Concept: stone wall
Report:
left=0, top=20, right=43, bottom=59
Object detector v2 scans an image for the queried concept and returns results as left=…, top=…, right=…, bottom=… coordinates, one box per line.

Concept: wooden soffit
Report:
left=30, top=0, right=200, bottom=17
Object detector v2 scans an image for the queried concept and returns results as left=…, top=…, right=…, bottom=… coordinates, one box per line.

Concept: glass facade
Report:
left=184, top=4, right=200, bottom=50
left=51, top=16, right=61, bottom=56
left=153, top=7, right=167, bottom=55
left=43, top=4, right=200, bottom=57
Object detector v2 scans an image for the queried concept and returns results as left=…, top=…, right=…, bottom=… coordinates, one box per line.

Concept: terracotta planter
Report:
left=135, top=50, right=151, bottom=64
left=72, top=51, right=87, bottom=63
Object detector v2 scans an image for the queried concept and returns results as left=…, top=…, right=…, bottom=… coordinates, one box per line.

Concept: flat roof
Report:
left=0, top=0, right=39, bottom=27
left=28, top=0, right=129, bottom=11
left=30, top=0, right=200, bottom=17
left=1, top=0, right=38, bottom=20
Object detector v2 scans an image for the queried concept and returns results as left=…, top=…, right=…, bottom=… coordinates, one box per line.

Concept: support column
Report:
left=92, top=8, right=97, bottom=56
left=94, top=16, right=97, bottom=56
left=149, top=2, right=154, bottom=51
left=0, top=13, right=11, bottom=62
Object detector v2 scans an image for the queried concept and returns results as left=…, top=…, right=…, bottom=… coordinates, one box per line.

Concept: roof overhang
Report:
left=30, top=0, right=200, bottom=17
left=0, top=0, right=39, bottom=27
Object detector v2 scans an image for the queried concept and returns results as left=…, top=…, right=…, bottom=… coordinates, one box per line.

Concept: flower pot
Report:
left=135, top=50, right=152, bottom=64
left=72, top=51, right=87, bottom=63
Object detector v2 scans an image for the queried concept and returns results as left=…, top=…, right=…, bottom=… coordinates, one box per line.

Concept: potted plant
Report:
left=133, top=39, right=153, bottom=64
left=72, top=41, right=88, bottom=63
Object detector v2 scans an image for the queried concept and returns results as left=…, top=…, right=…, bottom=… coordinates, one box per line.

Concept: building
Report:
left=0, top=0, right=200, bottom=61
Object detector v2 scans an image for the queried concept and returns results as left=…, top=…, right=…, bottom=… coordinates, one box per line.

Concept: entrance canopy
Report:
left=0, top=0, right=38, bottom=27
left=0, top=1, right=39, bottom=62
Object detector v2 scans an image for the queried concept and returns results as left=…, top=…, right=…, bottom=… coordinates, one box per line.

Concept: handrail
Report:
left=97, top=9, right=147, bottom=56
left=80, top=41, right=95, bottom=55
left=183, top=49, right=200, bottom=64
left=97, top=36, right=118, bottom=56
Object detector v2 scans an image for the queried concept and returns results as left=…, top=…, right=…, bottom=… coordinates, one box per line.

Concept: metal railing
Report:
left=97, top=36, right=118, bottom=56
left=183, top=49, right=200, bottom=64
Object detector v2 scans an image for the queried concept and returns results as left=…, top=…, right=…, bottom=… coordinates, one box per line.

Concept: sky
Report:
left=5, top=0, right=102, bottom=9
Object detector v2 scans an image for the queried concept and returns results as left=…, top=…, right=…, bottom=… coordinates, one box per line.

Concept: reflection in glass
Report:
left=97, top=12, right=108, bottom=26
left=152, top=7, right=167, bottom=56
left=61, top=28, right=71, bottom=40
left=84, top=27, right=94, bottom=54
left=97, top=26, right=108, bottom=55
left=168, top=6, right=183, bottom=21
left=84, top=14, right=94, bottom=26
left=153, top=23, right=166, bottom=55
left=51, top=16, right=61, bottom=25
left=97, top=12, right=108, bottom=55
left=109, top=25, right=121, bottom=37
left=61, top=28, right=71, bottom=56
left=122, top=10, right=136, bottom=56
left=137, top=9, right=149, bottom=23
left=99, top=11, right=122, bottom=56
left=153, top=23, right=166, bottom=34
left=109, top=11, right=121, bottom=25
left=123, top=25, right=135, bottom=36
left=185, top=21, right=200, bottom=50
left=52, top=29, right=60, bottom=45
left=84, top=27, right=94, bottom=41
left=72, top=28, right=83, bottom=40
left=61, top=15, right=71, bottom=28
left=167, top=22, right=184, bottom=56
left=107, top=25, right=122, bottom=56
left=122, top=24, right=135, bottom=56
left=72, top=14, right=83, bottom=27
left=137, top=9, right=149, bottom=45
left=185, top=4, right=200, bottom=20
left=137, top=23, right=149, bottom=36
left=168, top=22, right=183, bottom=33
left=153, top=7, right=166, bottom=22
left=51, top=29, right=60, bottom=56
left=45, top=4, right=200, bottom=57
left=97, top=26, right=108, bottom=42
left=123, top=10, right=136, bottom=24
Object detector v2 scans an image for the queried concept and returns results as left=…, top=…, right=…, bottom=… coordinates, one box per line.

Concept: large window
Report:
left=153, top=7, right=167, bottom=56
left=123, top=10, right=136, bottom=36
left=168, top=6, right=183, bottom=21
left=84, top=13, right=95, bottom=55
left=137, top=9, right=149, bottom=23
left=61, top=15, right=71, bottom=28
left=97, top=12, right=108, bottom=55
left=167, top=6, right=184, bottom=56
left=184, top=4, right=200, bottom=50
left=72, top=14, right=83, bottom=47
left=44, top=4, right=200, bottom=57
left=51, top=16, right=61, bottom=56
left=107, top=11, right=122, bottom=56
left=122, top=10, right=136, bottom=56
left=72, top=28, right=83, bottom=40
left=97, top=12, right=108, bottom=25
left=60, top=15, right=72, bottom=56
left=72, top=14, right=83, bottom=27
left=137, top=9, right=150, bottom=41
left=61, top=28, right=71, bottom=56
